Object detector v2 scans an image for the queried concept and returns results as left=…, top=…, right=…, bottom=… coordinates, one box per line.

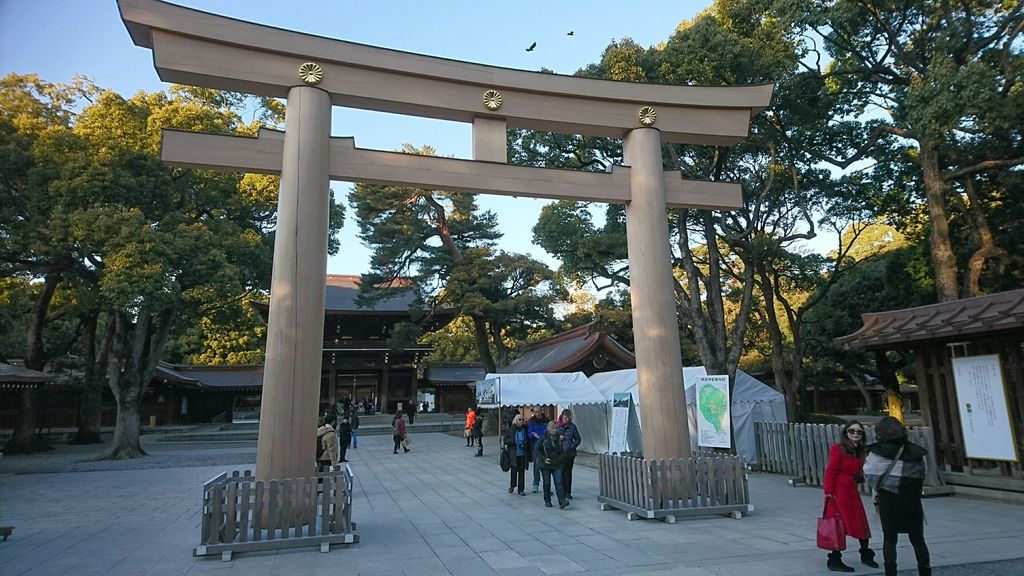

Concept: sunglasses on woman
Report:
left=846, top=428, right=864, bottom=435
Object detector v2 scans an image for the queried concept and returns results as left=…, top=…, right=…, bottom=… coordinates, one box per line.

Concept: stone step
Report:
left=158, top=420, right=463, bottom=442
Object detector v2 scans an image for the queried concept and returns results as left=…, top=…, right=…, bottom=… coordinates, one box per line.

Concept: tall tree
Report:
left=779, top=0, right=1024, bottom=301
left=0, top=74, right=97, bottom=452
left=350, top=144, right=508, bottom=372
left=1, top=75, right=343, bottom=458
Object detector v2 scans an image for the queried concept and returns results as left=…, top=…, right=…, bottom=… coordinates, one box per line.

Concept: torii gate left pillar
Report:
left=256, top=86, right=331, bottom=482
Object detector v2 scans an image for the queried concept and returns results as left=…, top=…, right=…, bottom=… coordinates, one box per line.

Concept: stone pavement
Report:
left=1, top=432, right=1022, bottom=576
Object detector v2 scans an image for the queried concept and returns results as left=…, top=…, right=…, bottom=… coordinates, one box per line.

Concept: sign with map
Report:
left=951, top=355, right=1018, bottom=462
left=696, top=375, right=731, bottom=448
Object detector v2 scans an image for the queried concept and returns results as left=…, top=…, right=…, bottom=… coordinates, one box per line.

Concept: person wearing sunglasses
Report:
left=823, top=420, right=877, bottom=572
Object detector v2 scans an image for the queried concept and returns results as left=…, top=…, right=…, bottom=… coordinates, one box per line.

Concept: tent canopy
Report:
left=575, top=367, right=788, bottom=462
left=482, top=372, right=606, bottom=407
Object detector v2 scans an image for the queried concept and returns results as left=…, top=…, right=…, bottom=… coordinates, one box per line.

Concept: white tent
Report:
left=482, top=372, right=606, bottom=407
left=574, top=367, right=788, bottom=463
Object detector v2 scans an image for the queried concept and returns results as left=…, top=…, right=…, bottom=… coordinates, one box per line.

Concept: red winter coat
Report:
left=823, top=443, right=871, bottom=540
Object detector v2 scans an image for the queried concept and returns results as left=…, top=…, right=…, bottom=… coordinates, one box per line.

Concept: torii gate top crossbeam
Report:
left=118, top=0, right=774, bottom=146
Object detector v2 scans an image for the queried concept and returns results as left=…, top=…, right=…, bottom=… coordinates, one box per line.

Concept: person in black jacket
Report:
left=349, top=411, right=360, bottom=448
left=863, top=417, right=931, bottom=576
left=335, top=415, right=352, bottom=463
left=472, top=410, right=485, bottom=457
left=558, top=409, right=582, bottom=500
left=502, top=413, right=531, bottom=495
left=537, top=420, right=568, bottom=508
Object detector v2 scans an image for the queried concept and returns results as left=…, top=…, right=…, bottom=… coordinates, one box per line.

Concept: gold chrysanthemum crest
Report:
left=298, top=62, right=323, bottom=85
left=638, top=106, right=657, bottom=126
left=482, top=89, right=503, bottom=111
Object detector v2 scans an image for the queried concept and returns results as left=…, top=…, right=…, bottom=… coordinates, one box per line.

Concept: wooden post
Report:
left=255, top=85, right=332, bottom=483
left=623, top=128, right=690, bottom=461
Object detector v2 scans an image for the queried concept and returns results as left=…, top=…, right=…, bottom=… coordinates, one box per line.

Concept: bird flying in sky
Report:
left=567, top=31, right=574, bottom=36
left=526, top=42, right=537, bottom=52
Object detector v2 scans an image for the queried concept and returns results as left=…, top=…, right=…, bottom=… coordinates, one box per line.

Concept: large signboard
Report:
left=609, top=393, right=631, bottom=454
left=696, top=375, right=731, bottom=448
left=951, top=355, right=1018, bottom=462
left=475, top=378, right=500, bottom=409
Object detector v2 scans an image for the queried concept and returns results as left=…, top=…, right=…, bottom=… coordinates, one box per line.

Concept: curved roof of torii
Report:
left=118, top=0, right=774, bottom=146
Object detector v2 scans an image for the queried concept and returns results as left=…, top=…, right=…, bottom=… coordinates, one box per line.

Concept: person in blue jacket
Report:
left=557, top=408, right=581, bottom=500
left=526, top=407, right=549, bottom=493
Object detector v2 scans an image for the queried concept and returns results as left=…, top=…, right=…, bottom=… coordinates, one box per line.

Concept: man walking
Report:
left=526, top=407, right=549, bottom=493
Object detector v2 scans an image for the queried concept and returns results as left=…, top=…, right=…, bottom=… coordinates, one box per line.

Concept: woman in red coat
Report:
left=823, top=420, right=877, bottom=572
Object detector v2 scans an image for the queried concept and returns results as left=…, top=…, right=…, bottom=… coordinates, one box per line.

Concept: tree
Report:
left=350, top=144, right=516, bottom=373
left=1, top=75, right=342, bottom=458
left=0, top=74, right=98, bottom=452
left=779, top=0, right=1024, bottom=301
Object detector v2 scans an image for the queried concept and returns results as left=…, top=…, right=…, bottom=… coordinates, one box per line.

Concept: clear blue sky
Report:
left=1, top=0, right=711, bottom=275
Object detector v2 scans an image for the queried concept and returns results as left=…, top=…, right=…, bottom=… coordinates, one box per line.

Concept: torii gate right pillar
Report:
left=624, top=128, right=691, bottom=460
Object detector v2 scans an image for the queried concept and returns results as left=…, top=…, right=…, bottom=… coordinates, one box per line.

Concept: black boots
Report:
left=918, top=567, right=931, bottom=576
left=883, top=562, right=897, bottom=576
left=860, top=547, right=879, bottom=568
left=827, top=551, right=855, bottom=573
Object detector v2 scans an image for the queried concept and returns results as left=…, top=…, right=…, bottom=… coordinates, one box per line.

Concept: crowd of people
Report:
left=463, top=405, right=581, bottom=510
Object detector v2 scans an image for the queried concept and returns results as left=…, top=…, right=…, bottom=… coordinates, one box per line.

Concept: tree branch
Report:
left=944, top=157, right=1024, bottom=182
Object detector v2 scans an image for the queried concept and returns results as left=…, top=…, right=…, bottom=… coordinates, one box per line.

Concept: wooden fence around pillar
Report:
left=754, top=422, right=947, bottom=494
left=597, top=453, right=752, bottom=523
left=194, top=468, right=358, bottom=561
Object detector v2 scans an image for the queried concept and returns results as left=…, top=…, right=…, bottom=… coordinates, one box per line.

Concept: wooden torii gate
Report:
left=120, top=0, right=773, bottom=482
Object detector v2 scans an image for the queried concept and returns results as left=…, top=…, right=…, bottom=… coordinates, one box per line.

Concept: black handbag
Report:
left=499, top=446, right=511, bottom=472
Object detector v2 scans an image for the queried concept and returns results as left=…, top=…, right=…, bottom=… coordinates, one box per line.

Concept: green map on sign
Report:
left=698, top=384, right=728, bottom=432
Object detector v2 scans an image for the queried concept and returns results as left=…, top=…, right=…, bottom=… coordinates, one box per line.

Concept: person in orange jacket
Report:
left=465, top=407, right=477, bottom=447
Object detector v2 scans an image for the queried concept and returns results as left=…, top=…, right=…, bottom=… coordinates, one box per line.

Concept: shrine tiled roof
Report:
left=155, top=363, right=264, bottom=391
left=0, top=363, right=54, bottom=389
left=836, top=289, right=1024, bottom=349
left=424, top=363, right=487, bottom=386
left=498, top=322, right=635, bottom=373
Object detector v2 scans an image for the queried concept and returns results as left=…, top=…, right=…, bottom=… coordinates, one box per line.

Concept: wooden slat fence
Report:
left=195, top=468, right=358, bottom=560
left=754, top=422, right=945, bottom=493
left=597, top=453, right=752, bottom=523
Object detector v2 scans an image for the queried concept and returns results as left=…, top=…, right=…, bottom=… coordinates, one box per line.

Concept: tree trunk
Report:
left=757, top=268, right=801, bottom=421
left=3, top=272, right=61, bottom=454
left=489, top=322, right=509, bottom=368
left=960, top=179, right=1007, bottom=297
left=101, top=379, right=145, bottom=459
left=72, top=312, right=109, bottom=445
left=849, top=373, right=874, bottom=412
left=472, top=315, right=497, bottom=374
left=874, top=350, right=904, bottom=423
left=97, top=305, right=177, bottom=460
left=919, top=143, right=960, bottom=302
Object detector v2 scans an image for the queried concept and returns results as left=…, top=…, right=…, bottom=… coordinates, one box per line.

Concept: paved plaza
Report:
left=1, top=431, right=1022, bottom=576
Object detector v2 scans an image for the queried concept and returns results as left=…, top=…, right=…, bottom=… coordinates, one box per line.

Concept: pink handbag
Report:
left=816, top=497, right=847, bottom=551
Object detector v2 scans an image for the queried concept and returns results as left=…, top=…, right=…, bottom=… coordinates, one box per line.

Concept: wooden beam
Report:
left=161, top=129, right=743, bottom=211
left=119, top=0, right=774, bottom=145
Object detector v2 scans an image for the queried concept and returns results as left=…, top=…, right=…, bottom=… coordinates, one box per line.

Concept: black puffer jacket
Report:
left=536, top=433, right=564, bottom=470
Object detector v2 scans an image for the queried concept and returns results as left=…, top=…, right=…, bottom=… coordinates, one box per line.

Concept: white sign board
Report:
left=951, top=355, right=1018, bottom=462
left=696, top=375, right=731, bottom=448
left=475, top=378, right=500, bottom=409
left=609, top=393, right=631, bottom=454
